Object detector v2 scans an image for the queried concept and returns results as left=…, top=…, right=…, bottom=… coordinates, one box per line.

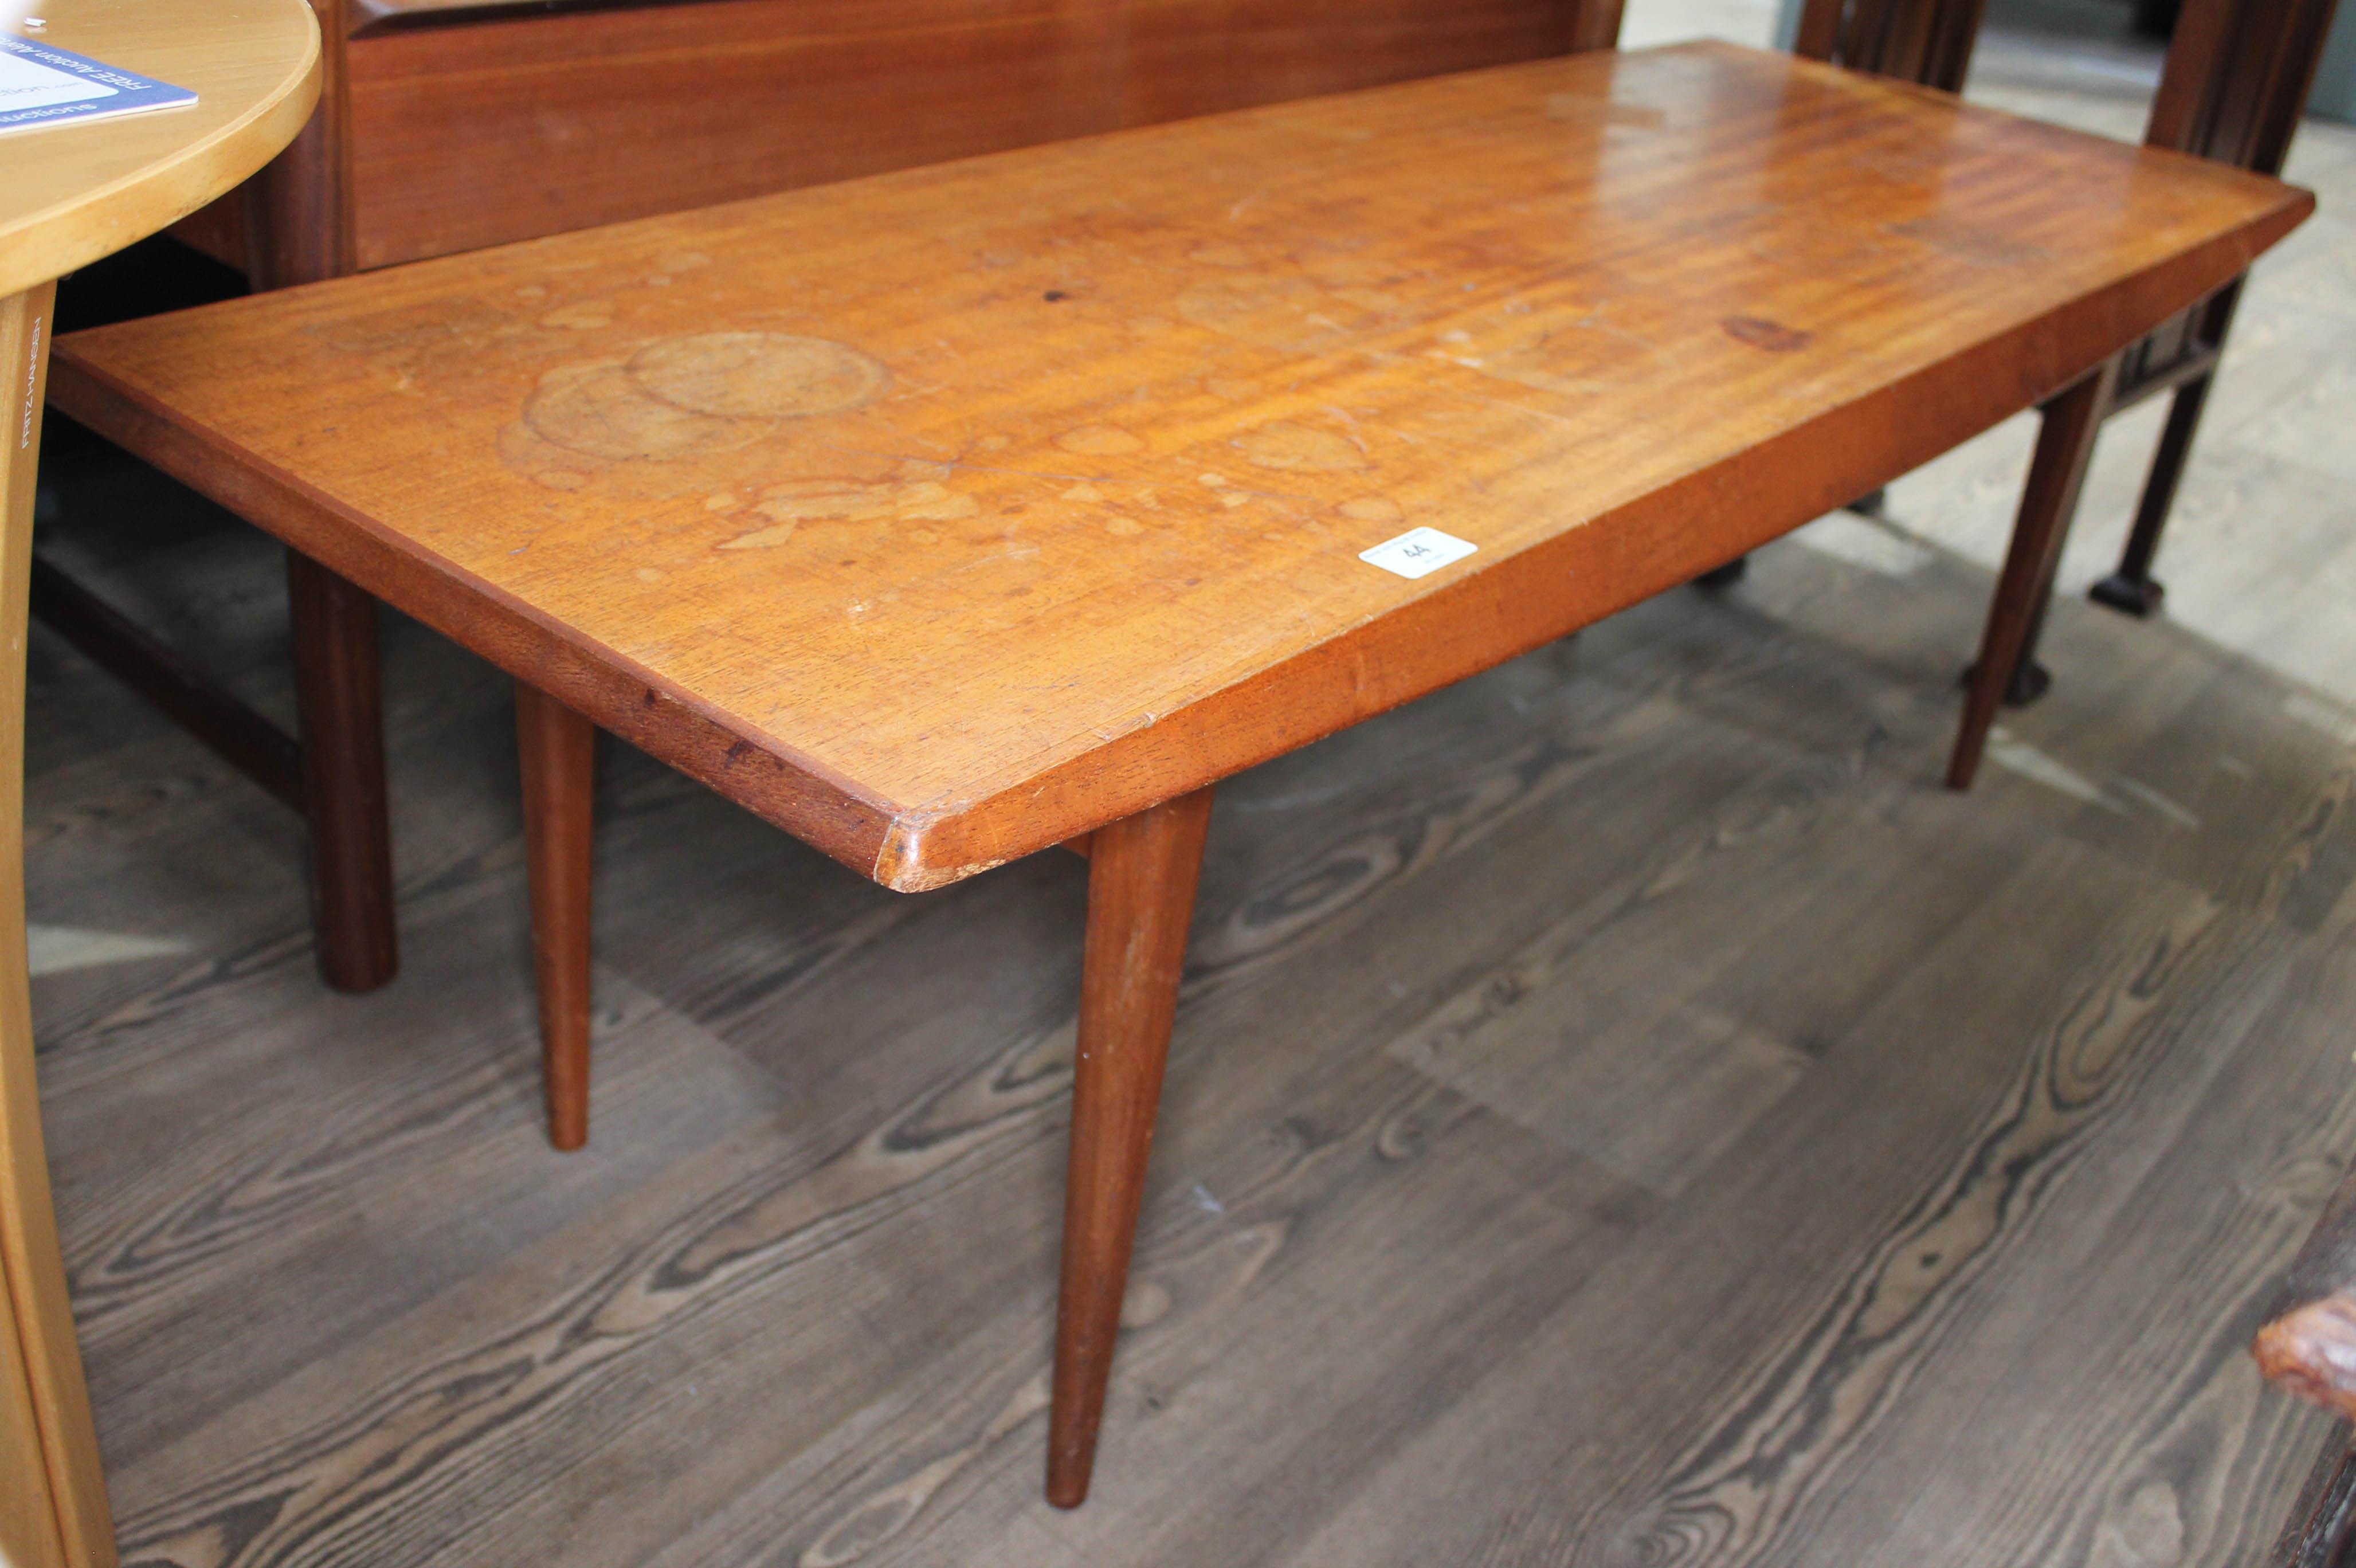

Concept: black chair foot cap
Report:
left=2088, top=571, right=2165, bottom=618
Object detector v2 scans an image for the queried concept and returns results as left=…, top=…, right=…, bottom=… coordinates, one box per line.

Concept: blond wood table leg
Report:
left=516, top=681, right=596, bottom=1151
left=1947, top=356, right=2120, bottom=791
left=0, top=285, right=116, bottom=1568
left=1046, top=785, right=1215, bottom=1508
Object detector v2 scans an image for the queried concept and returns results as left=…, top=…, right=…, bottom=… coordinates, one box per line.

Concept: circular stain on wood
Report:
left=629, top=332, right=889, bottom=418
left=1234, top=422, right=1369, bottom=473
left=524, top=360, right=769, bottom=461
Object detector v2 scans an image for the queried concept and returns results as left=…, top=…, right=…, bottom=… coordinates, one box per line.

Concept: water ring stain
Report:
left=520, top=332, right=890, bottom=463
left=629, top=332, right=889, bottom=418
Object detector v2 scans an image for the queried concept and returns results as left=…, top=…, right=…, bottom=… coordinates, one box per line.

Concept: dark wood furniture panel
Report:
left=169, top=0, right=1617, bottom=274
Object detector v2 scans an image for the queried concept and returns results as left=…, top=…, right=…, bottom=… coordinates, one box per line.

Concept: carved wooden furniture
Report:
left=45, top=42, right=2311, bottom=1502
left=40, top=0, right=1631, bottom=1001
left=0, top=7, right=322, bottom=1565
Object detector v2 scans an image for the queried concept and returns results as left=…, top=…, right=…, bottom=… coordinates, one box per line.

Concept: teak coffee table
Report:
left=46, top=42, right=2311, bottom=1505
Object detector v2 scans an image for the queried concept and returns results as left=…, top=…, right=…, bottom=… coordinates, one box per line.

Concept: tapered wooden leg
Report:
left=516, top=682, right=597, bottom=1151
left=287, top=550, right=397, bottom=993
left=1948, top=358, right=2118, bottom=790
left=2088, top=371, right=2212, bottom=619
left=1046, top=785, right=1216, bottom=1508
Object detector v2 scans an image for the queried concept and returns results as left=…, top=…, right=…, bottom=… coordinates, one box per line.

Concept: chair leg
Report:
left=1692, top=554, right=1749, bottom=589
left=2089, top=371, right=2212, bottom=618
left=287, top=550, right=397, bottom=993
left=516, top=681, right=596, bottom=1151
left=1046, top=785, right=1217, bottom=1509
left=1948, top=358, right=2118, bottom=790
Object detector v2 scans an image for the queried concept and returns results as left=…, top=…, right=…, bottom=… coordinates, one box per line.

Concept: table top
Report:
left=49, top=43, right=2311, bottom=890
left=0, top=0, right=319, bottom=298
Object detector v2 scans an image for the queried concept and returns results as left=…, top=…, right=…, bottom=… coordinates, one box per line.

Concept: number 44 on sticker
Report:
left=1359, top=526, right=1477, bottom=580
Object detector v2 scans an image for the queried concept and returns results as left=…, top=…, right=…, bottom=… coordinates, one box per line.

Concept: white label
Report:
left=0, top=48, right=115, bottom=109
left=1358, top=526, right=1476, bottom=579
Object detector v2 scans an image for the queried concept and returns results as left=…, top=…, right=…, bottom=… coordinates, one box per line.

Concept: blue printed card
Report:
left=0, top=34, right=197, bottom=136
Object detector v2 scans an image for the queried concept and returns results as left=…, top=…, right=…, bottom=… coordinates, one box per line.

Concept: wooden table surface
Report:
left=0, top=0, right=320, bottom=298
left=49, top=42, right=2311, bottom=893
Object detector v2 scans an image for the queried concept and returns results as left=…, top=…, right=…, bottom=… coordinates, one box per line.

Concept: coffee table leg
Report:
left=1947, top=356, right=2118, bottom=790
left=516, top=681, right=596, bottom=1151
left=1048, top=785, right=1216, bottom=1508
left=288, top=550, right=398, bottom=992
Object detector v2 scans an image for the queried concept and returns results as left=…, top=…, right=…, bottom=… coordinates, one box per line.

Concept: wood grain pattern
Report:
left=517, top=682, right=597, bottom=1150
left=0, top=1, right=320, bottom=299
left=1, top=276, right=87, bottom=1568
left=47, top=45, right=2314, bottom=895
left=335, top=0, right=1604, bottom=270
left=285, top=550, right=398, bottom=992
left=1049, top=785, right=1213, bottom=1506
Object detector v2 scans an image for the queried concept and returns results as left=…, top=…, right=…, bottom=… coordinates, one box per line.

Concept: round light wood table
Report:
left=0, top=6, right=317, bottom=1565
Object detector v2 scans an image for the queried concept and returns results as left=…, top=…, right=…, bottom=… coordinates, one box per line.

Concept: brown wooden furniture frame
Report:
left=40, top=0, right=1629, bottom=997
left=1802, top=0, right=2341, bottom=738
left=48, top=45, right=2311, bottom=1502
left=2080, top=0, right=2342, bottom=622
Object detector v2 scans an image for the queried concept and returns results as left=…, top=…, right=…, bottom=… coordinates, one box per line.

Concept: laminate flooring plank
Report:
left=1562, top=911, right=2308, bottom=1568
left=1778, top=906, right=2356, bottom=1567
left=42, top=911, right=790, bottom=1471
left=23, top=607, right=524, bottom=1049
left=1380, top=766, right=2018, bottom=1195
left=1732, top=530, right=2356, bottom=919
left=640, top=1067, right=1627, bottom=1568
left=102, top=1018, right=1084, bottom=1568
left=1277, top=834, right=2237, bottom=1568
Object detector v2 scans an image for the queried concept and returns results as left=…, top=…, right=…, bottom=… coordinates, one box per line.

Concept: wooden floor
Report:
left=25, top=56, right=2356, bottom=1568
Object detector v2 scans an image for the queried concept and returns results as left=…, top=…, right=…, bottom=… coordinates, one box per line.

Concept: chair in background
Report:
left=1793, top=0, right=1985, bottom=92
left=1794, top=0, right=2338, bottom=786
left=2083, top=0, right=2341, bottom=621
left=35, top=0, right=1630, bottom=1006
